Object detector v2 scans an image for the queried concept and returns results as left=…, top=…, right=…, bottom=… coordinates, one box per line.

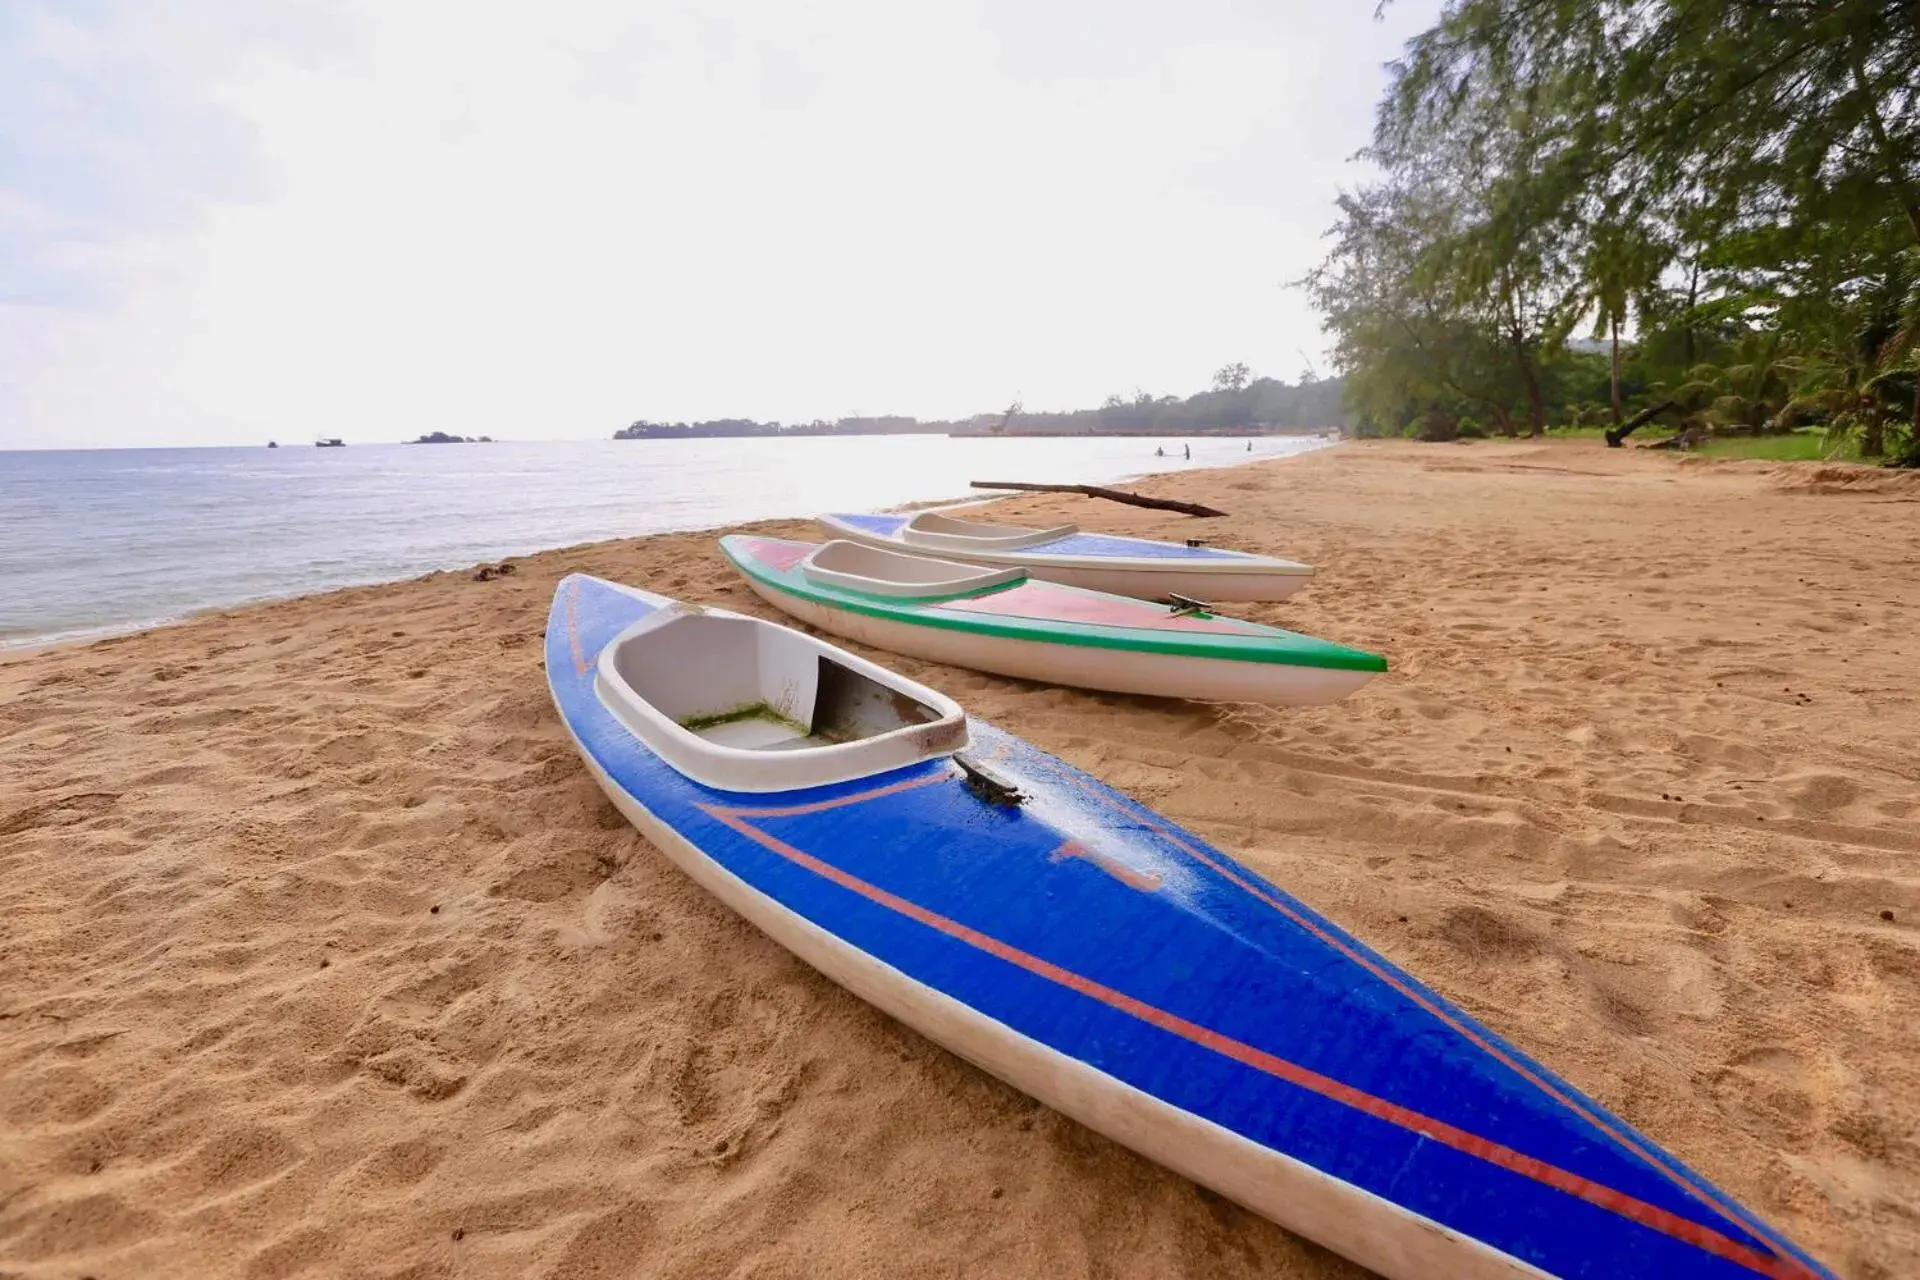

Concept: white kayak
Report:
left=818, top=510, right=1314, bottom=603
left=721, top=535, right=1386, bottom=705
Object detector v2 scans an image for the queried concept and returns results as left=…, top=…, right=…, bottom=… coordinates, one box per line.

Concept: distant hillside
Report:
left=964, top=376, right=1346, bottom=436
left=615, top=373, right=1346, bottom=440
left=615, top=416, right=946, bottom=440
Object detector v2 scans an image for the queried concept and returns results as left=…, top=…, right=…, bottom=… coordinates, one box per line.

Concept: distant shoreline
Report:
left=614, top=426, right=1343, bottom=441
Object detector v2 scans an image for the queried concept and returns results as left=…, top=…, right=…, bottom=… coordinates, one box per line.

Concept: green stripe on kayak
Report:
left=719, top=537, right=1387, bottom=673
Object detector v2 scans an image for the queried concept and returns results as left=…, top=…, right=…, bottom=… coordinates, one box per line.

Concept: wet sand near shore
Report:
left=2, top=439, right=1915, bottom=1278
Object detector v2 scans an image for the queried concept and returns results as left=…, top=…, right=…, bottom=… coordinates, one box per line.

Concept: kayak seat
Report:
left=802, top=540, right=1025, bottom=600
left=900, top=511, right=1077, bottom=553
left=595, top=604, right=968, bottom=792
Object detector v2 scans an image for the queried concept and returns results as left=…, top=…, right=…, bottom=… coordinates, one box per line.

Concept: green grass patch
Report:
left=1692, top=432, right=1859, bottom=462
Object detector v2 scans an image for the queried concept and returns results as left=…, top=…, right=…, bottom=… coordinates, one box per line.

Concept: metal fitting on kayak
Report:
left=954, top=752, right=1026, bottom=807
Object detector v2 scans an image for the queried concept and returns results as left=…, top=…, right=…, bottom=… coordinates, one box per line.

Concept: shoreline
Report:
left=0, top=441, right=1330, bottom=658
left=3, top=439, right=1912, bottom=1277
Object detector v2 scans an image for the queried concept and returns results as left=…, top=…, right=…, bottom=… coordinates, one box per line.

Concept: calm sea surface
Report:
left=0, top=434, right=1326, bottom=648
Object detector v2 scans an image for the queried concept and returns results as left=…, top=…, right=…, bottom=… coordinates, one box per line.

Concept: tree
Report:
left=1358, top=0, right=1920, bottom=460
left=1386, top=2, right=1920, bottom=247
left=1677, top=332, right=1794, bottom=434
left=1309, top=182, right=1518, bottom=437
left=1211, top=362, right=1251, bottom=393
left=1309, top=64, right=1590, bottom=438
left=1582, top=214, right=1671, bottom=427
left=1778, top=249, right=1920, bottom=457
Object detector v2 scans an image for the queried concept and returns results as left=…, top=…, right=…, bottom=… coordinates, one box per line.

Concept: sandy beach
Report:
left=2, top=439, right=1916, bottom=1279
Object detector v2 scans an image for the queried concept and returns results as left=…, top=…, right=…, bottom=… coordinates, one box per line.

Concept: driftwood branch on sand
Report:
left=1642, top=425, right=1709, bottom=451
left=967, top=481, right=1227, bottom=518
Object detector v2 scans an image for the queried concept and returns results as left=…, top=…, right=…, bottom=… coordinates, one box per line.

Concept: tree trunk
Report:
left=1507, top=325, right=1548, bottom=436
left=1683, top=263, right=1700, bottom=371
left=1862, top=416, right=1887, bottom=458
left=1605, top=398, right=1678, bottom=447
left=1609, top=318, right=1623, bottom=427
left=1520, top=361, right=1548, bottom=436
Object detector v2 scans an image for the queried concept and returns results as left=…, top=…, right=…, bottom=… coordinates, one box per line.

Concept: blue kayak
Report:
left=546, top=573, right=1830, bottom=1280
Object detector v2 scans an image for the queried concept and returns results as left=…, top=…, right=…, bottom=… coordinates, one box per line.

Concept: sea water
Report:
left=0, top=434, right=1326, bottom=649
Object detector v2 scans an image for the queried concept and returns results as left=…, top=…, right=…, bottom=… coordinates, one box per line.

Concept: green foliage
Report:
left=1334, top=0, right=1920, bottom=462
left=1304, top=177, right=1564, bottom=438
left=1674, top=333, right=1795, bottom=432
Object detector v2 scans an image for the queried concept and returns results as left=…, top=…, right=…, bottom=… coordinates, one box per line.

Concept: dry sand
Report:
left=2, top=439, right=1916, bottom=1279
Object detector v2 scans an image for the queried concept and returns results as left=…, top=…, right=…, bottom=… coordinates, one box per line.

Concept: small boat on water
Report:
left=818, top=510, right=1312, bottom=603
left=545, top=572, right=1832, bottom=1280
left=720, top=535, right=1384, bottom=705
left=315, top=436, right=345, bottom=448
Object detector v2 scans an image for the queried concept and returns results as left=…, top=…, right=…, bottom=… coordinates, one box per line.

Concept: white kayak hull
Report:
left=820, top=513, right=1312, bottom=603
left=739, top=574, right=1374, bottom=705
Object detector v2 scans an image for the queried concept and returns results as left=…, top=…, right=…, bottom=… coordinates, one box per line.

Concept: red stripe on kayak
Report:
left=700, top=777, right=1811, bottom=1278
left=734, top=537, right=813, bottom=571
left=1065, top=777, right=1815, bottom=1277
left=565, top=578, right=589, bottom=675
left=936, top=581, right=1266, bottom=634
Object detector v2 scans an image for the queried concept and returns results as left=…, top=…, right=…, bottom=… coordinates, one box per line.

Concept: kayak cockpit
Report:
left=595, top=603, right=968, bottom=792
left=801, top=540, right=1026, bottom=600
left=899, top=511, right=1077, bottom=553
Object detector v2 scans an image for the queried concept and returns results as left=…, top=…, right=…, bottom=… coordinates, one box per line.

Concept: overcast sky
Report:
left=0, top=0, right=1442, bottom=449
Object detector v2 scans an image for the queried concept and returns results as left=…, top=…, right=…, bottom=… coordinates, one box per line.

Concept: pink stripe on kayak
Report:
left=736, top=537, right=813, bottom=571
left=937, top=581, right=1266, bottom=634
